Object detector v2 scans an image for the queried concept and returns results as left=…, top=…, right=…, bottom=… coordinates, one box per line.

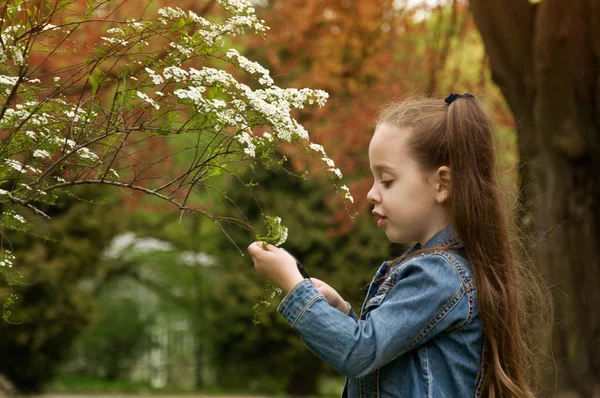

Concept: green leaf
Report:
left=171, top=18, right=187, bottom=32
left=155, top=122, right=172, bottom=136
left=88, top=69, right=102, bottom=96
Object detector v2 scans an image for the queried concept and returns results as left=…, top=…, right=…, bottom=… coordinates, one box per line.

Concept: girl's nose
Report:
left=367, top=185, right=380, bottom=204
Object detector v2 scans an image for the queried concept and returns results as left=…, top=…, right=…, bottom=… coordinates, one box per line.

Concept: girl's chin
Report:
left=386, top=229, right=413, bottom=244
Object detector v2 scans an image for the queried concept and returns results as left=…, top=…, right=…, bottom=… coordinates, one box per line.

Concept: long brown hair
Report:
left=376, top=96, right=549, bottom=397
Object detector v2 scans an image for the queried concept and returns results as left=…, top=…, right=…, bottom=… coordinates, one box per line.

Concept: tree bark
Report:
left=470, top=0, right=600, bottom=396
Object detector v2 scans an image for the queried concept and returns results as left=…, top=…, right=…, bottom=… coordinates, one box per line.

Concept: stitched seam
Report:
left=451, top=285, right=475, bottom=331
left=277, top=279, right=310, bottom=312
left=361, top=259, right=423, bottom=316
left=433, top=251, right=474, bottom=291
left=474, top=341, right=486, bottom=396
left=390, top=285, right=465, bottom=361
left=373, top=368, right=379, bottom=398
left=359, top=262, right=389, bottom=318
left=433, top=251, right=476, bottom=330
left=290, top=294, right=324, bottom=329
left=363, top=290, right=389, bottom=312
left=445, top=282, right=474, bottom=332
left=390, top=252, right=473, bottom=292
left=425, top=345, right=432, bottom=398
left=359, top=375, right=365, bottom=398
left=364, top=252, right=473, bottom=328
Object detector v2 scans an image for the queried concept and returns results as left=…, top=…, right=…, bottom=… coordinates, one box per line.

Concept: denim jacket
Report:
left=277, top=225, right=484, bottom=397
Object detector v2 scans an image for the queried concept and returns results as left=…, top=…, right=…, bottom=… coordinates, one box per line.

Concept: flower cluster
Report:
left=0, top=251, right=16, bottom=268
left=256, top=215, right=289, bottom=247
left=226, top=49, right=273, bottom=86
left=0, top=0, right=354, bottom=268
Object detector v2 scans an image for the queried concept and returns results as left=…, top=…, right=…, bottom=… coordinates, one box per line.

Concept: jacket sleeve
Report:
left=277, top=254, right=472, bottom=378
left=346, top=303, right=358, bottom=322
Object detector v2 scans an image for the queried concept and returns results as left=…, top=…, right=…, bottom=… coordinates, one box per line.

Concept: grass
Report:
left=44, top=374, right=345, bottom=397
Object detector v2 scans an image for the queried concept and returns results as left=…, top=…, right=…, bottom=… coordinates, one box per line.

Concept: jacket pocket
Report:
left=363, top=278, right=395, bottom=313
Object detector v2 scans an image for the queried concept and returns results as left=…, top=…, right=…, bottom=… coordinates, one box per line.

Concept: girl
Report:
left=248, top=94, right=542, bottom=397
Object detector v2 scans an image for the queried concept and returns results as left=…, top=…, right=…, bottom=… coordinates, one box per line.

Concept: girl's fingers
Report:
left=310, top=277, right=323, bottom=287
left=247, top=242, right=268, bottom=257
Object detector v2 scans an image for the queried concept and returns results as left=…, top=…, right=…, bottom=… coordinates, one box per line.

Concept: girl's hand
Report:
left=311, top=277, right=349, bottom=313
left=248, top=242, right=305, bottom=293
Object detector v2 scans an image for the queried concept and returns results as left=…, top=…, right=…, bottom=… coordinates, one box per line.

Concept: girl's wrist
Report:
left=281, top=273, right=306, bottom=294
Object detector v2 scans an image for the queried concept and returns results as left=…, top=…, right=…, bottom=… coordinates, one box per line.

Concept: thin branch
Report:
left=3, top=192, right=51, bottom=219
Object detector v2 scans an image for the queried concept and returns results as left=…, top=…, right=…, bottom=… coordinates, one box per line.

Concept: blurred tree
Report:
left=470, top=0, right=600, bottom=395
left=78, top=296, right=154, bottom=380
left=0, top=187, right=126, bottom=393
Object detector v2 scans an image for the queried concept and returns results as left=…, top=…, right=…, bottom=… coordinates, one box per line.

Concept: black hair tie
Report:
left=445, top=93, right=474, bottom=104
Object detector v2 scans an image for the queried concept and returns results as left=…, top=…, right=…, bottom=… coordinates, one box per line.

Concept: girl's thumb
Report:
left=247, top=241, right=265, bottom=257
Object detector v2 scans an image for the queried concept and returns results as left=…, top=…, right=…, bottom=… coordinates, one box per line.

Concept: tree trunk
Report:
left=470, top=0, right=600, bottom=396
left=286, top=368, right=319, bottom=396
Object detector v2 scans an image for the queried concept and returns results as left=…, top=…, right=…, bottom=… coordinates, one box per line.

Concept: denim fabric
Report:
left=277, top=225, right=484, bottom=397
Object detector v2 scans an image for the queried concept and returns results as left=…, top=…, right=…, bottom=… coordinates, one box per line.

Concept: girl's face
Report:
left=367, top=123, right=449, bottom=245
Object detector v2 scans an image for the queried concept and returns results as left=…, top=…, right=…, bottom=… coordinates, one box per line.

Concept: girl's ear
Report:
left=434, top=166, right=451, bottom=204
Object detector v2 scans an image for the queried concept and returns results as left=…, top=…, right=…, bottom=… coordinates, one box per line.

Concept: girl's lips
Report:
left=377, top=217, right=387, bottom=227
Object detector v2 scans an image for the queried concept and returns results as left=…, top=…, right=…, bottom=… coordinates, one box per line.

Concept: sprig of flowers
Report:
left=255, top=215, right=288, bottom=247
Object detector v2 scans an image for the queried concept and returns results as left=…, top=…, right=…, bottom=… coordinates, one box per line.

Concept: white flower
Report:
left=65, top=107, right=88, bottom=123
left=0, top=188, right=9, bottom=195
left=0, top=75, right=18, bottom=86
left=127, top=20, right=144, bottom=31
left=0, top=250, right=15, bottom=267
left=169, top=42, right=194, bottom=57
left=321, top=157, right=335, bottom=168
left=157, top=7, right=187, bottom=20
left=77, top=147, right=100, bottom=161
left=101, top=36, right=128, bottom=46
left=174, top=86, right=206, bottom=105
left=106, top=28, right=125, bottom=35
left=145, top=68, right=164, bottom=85
left=309, top=143, right=325, bottom=154
left=42, top=24, right=59, bottom=31
left=33, top=149, right=51, bottom=158
left=330, top=168, right=343, bottom=179
left=269, top=216, right=288, bottom=246
left=136, top=91, right=160, bottom=110
left=341, top=185, right=354, bottom=203
left=236, top=131, right=256, bottom=157
left=11, top=213, right=26, bottom=223
left=163, top=66, right=189, bottom=82
left=226, top=48, right=273, bottom=86
left=5, top=159, right=26, bottom=173
left=25, top=165, right=42, bottom=174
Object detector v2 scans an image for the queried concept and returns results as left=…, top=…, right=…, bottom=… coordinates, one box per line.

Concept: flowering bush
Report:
left=0, top=0, right=353, bottom=316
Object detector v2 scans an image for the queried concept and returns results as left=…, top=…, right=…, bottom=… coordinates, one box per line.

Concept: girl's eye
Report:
left=381, top=180, right=393, bottom=188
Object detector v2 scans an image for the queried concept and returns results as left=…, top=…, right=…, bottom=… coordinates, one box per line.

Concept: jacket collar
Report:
left=410, top=224, right=462, bottom=253
left=384, top=224, right=463, bottom=271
